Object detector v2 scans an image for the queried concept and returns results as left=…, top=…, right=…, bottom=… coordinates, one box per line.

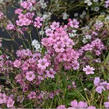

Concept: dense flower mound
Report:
left=0, top=0, right=109, bottom=108
left=42, top=24, right=80, bottom=71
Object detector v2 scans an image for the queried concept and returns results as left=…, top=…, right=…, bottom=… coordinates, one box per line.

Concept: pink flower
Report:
left=68, top=18, right=79, bottom=28
left=94, top=77, right=100, bottom=86
left=82, top=44, right=93, bottom=51
left=83, top=65, right=95, bottom=75
left=70, top=100, right=78, bottom=107
left=41, top=38, right=51, bottom=47
left=16, top=13, right=32, bottom=26
left=34, top=17, right=43, bottom=28
left=87, top=106, right=96, bottom=109
left=26, top=71, right=35, bottom=81
left=15, top=8, right=23, bottom=14
left=0, top=93, right=4, bottom=104
left=15, top=74, right=22, bottom=83
left=20, top=1, right=32, bottom=10
left=72, top=81, right=76, bottom=88
left=106, top=83, right=109, bottom=90
left=45, top=28, right=54, bottom=37
left=28, top=91, right=36, bottom=100
left=46, top=68, right=56, bottom=78
left=104, top=101, right=109, bottom=108
left=57, top=105, right=66, bottom=109
left=6, top=97, right=14, bottom=108
left=50, top=22, right=60, bottom=30
left=13, top=60, right=21, bottom=68
left=16, top=20, right=23, bottom=26
left=16, top=49, right=32, bottom=58
left=0, top=93, right=7, bottom=104
left=60, top=36, right=75, bottom=47
left=105, top=0, right=109, bottom=8
left=2, top=93, right=7, bottom=104
left=34, top=21, right=42, bottom=28
left=72, top=61, right=80, bottom=70
left=6, top=23, right=15, bottom=30
left=22, top=62, right=29, bottom=71
left=96, top=86, right=105, bottom=94
left=38, top=58, right=49, bottom=70
left=0, top=11, right=4, bottom=20
left=67, top=107, right=74, bottom=109
left=94, top=21, right=103, bottom=31
left=35, top=16, right=43, bottom=22
left=78, top=101, right=87, bottom=108
left=28, top=0, right=36, bottom=4
left=53, top=41, right=65, bottom=53
left=26, top=12, right=34, bottom=20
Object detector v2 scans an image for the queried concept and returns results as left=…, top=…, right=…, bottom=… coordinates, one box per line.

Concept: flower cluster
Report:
left=16, top=12, right=34, bottom=26
left=68, top=18, right=79, bottom=29
left=42, top=23, right=79, bottom=70
left=33, top=17, right=43, bottom=28
left=15, top=1, right=43, bottom=28
left=79, top=38, right=105, bottom=56
left=94, top=77, right=109, bottom=94
left=0, top=93, right=14, bottom=108
left=57, top=100, right=96, bottom=109
left=20, top=0, right=36, bottom=10
left=94, top=20, right=104, bottom=31
left=13, top=48, right=56, bottom=93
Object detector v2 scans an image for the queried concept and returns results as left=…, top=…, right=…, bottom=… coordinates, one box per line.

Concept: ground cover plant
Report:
left=0, top=0, right=109, bottom=108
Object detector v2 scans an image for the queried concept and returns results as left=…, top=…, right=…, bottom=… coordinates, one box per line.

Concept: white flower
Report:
left=39, top=31, right=44, bottom=35
left=44, top=26, right=49, bottom=30
left=82, top=38, right=87, bottom=44
left=32, top=39, right=38, bottom=45
left=62, top=12, right=69, bottom=20
left=74, top=13, right=78, bottom=17
left=32, top=39, right=41, bottom=51
left=0, top=0, right=3, bottom=3
left=72, top=30, right=77, bottom=33
left=85, top=35, right=91, bottom=39
left=82, top=11, right=86, bottom=15
left=93, top=0, right=98, bottom=2
left=80, top=14, right=84, bottom=19
left=43, top=14, right=49, bottom=20
left=40, top=3, right=47, bottom=9
left=84, top=0, right=92, bottom=6
left=69, top=30, right=77, bottom=38
left=80, top=11, right=86, bottom=19
left=40, top=0, right=44, bottom=3
left=42, top=13, right=51, bottom=20
left=100, top=12, right=106, bottom=15
left=94, top=7, right=99, bottom=12
left=105, top=16, right=109, bottom=21
left=88, top=1, right=92, bottom=6
left=96, top=20, right=103, bottom=25
left=69, top=33, right=77, bottom=38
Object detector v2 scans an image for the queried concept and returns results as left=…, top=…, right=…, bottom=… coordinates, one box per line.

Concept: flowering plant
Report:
left=0, top=0, right=109, bottom=108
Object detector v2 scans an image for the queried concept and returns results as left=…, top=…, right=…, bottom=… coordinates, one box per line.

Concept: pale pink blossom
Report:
left=38, top=58, right=50, bottom=70
left=26, top=71, right=35, bottom=81
left=83, top=65, right=95, bottom=75
left=13, top=60, right=21, bottom=68
left=6, top=97, right=14, bottom=108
